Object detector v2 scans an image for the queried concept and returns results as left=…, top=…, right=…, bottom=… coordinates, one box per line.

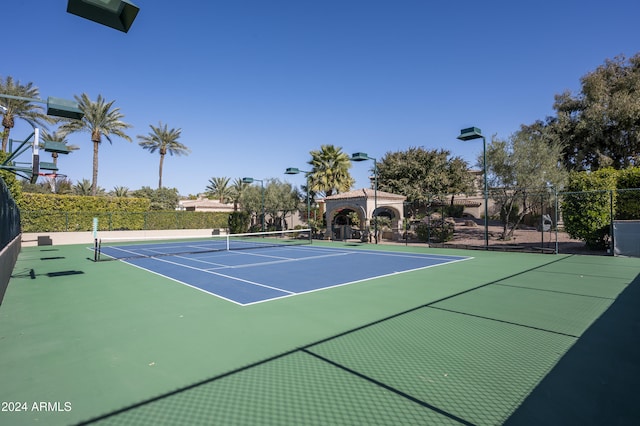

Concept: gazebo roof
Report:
left=323, top=188, right=406, bottom=201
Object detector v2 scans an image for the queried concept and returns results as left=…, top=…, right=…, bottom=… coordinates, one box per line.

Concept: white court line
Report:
left=241, top=255, right=474, bottom=307
left=166, top=250, right=354, bottom=270
left=136, top=256, right=297, bottom=295
left=286, top=245, right=472, bottom=261
left=120, top=260, right=246, bottom=306
left=205, top=251, right=354, bottom=271
left=114, top=244, right=473, bottom=306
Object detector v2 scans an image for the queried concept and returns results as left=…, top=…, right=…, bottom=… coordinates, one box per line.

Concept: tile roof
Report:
left=323, top=188, right=406, bottom=201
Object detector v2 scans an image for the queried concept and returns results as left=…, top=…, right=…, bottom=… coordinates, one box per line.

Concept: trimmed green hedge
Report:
left=18, top=193, right=230, bottom=232
left=562, top=167, right=640, bottom=250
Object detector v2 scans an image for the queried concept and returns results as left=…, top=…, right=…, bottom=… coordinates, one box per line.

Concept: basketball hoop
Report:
left=39, top=172, right=67, bottom=180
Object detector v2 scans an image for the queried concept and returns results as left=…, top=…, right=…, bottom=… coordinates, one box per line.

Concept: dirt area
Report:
left=387, top=218, right=607, bottom=256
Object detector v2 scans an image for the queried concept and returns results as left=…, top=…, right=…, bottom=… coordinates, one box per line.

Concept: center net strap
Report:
left=94, top=229, right=312, bottom=261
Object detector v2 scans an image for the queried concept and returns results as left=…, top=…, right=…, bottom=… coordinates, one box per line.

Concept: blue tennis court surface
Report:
left=101, top=244, right=471, bottom=306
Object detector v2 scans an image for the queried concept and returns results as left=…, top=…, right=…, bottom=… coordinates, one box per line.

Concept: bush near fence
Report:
left=17, top=193, right=230, bottom=232
left=562, top=168, right=640, bottom=250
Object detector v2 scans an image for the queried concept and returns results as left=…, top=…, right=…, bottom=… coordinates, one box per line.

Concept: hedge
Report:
left=561, top=167, right=640, bottom=250
left=17, top=193, right=230, bottom=232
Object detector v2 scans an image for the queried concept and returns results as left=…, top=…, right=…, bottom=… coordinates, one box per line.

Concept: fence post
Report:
left=609, top=190, right=614, bottom=256
left=554, top=186, right=559, bottom=254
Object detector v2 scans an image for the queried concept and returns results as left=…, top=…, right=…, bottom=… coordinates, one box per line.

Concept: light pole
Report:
left=284, top=167, right=311, bottom=228
left=457, top=127, right=489, bottom=249
left=1, top=94, right=81, bottom=183
left=242, top=177, right=264, bottom=232
left=351, top=152, right=378, bottom=244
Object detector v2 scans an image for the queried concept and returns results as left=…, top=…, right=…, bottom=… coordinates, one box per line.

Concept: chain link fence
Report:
left=0, top=177, right=20, bottom=250
left=401, top=188, right=640, bottom=255
left=1, top=176, right=21, bottom=305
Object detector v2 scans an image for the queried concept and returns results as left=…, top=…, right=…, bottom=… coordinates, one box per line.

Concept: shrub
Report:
left=415, top=216, right=455, bottom=243
left=562, top=169, right=617, bottom=250
left=228, top=211, right=250, bottom=234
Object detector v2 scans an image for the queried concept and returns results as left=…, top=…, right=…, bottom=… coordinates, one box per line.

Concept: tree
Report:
left=205, top=177, right=231, bottom=202
left=484, top=125, right=567, bottom=240
left=262, top=179, right=299, bottom=230
left=376, top=147, right=474, bottom=210
left=562, top=168, right=617, bottom=250
left=0, top=76, right=51, bottom=152
left=552, top=53, right=640, bottom=170
left=73, top=178, right=104, bottom=196
left=228, top=178, right=249, bottom=212
left=111, top=186, right=130, bottom=197
left=57, top=93, right=132, bottom=196
left=240, top=179, right=299, bottom=230
left=137, top=122, right=190, bottom=189
left=307, top=144, right=354, bottom=196
left=132, top=186, right=179, bottom=210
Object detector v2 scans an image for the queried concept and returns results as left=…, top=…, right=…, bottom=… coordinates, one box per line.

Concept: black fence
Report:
left=0, top=177, right=20, bottom=250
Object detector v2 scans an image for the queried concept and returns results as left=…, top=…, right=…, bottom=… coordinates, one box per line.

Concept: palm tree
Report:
left=229, top=178, right=249, bottom=211
left=73, top=178, right=100, bottom=195
left=307, top=144, right=354, bottom=196
left=111, top=186, right=130, bottom=197
left=137, top=122, right=190, bottom=189
left=58, top=93, right=132, bottom=196
left=0, top=76, right=51, bottom=152
left=205, top=177, right=231, bottom=202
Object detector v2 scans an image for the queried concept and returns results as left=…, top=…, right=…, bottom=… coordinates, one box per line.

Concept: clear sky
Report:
left=3, top=0, right=639, bottom=196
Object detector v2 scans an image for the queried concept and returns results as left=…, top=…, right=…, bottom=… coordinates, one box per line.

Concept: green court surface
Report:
left=0, top=242, right=638, bottom=425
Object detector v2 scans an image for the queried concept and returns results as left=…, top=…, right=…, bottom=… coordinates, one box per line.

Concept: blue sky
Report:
left=3, top=0, right=639, bottom=196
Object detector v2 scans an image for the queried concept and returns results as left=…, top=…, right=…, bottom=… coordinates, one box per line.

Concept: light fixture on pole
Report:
left=242, top=177, right=265, bottom=232
left=67, top=0, right=139, bottom=33
left=351, top=152, right=378, bottom=244
left=0, top=93, right=83, bottom=120
left=1, top=94, right=82, bottom=183
left=457, top=127, right=489, bottom=249
left=284, top=167, right=311, bottom=227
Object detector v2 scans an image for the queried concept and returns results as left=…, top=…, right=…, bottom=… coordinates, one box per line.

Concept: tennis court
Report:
left=96, top=232, right=470, bottom=305
left=1, top=239, right=639, bottom=425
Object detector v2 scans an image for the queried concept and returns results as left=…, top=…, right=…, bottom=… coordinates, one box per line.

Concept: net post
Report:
left=93, top=238, right=99, bottom=262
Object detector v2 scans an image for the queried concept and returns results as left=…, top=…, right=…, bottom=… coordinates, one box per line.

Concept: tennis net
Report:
left=94, top=228, right=312, bottom=261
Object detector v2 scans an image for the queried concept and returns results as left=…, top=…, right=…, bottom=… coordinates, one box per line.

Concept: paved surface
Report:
left=0, top=241, right=638, bottom=425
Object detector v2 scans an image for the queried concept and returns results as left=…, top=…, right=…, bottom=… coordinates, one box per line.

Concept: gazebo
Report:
left=323, top=188, right=406, bottom=241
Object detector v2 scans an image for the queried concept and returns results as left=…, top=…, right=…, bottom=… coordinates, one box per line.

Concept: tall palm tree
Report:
left=205, top=176, right=231, bottom=202
left=58, top=93, right=132, bottom=196
left=0, top=76, right=51, bottom=152
left=137, top=122, right=190, bottom=189
left=307, top=144, right=354, bottom=196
